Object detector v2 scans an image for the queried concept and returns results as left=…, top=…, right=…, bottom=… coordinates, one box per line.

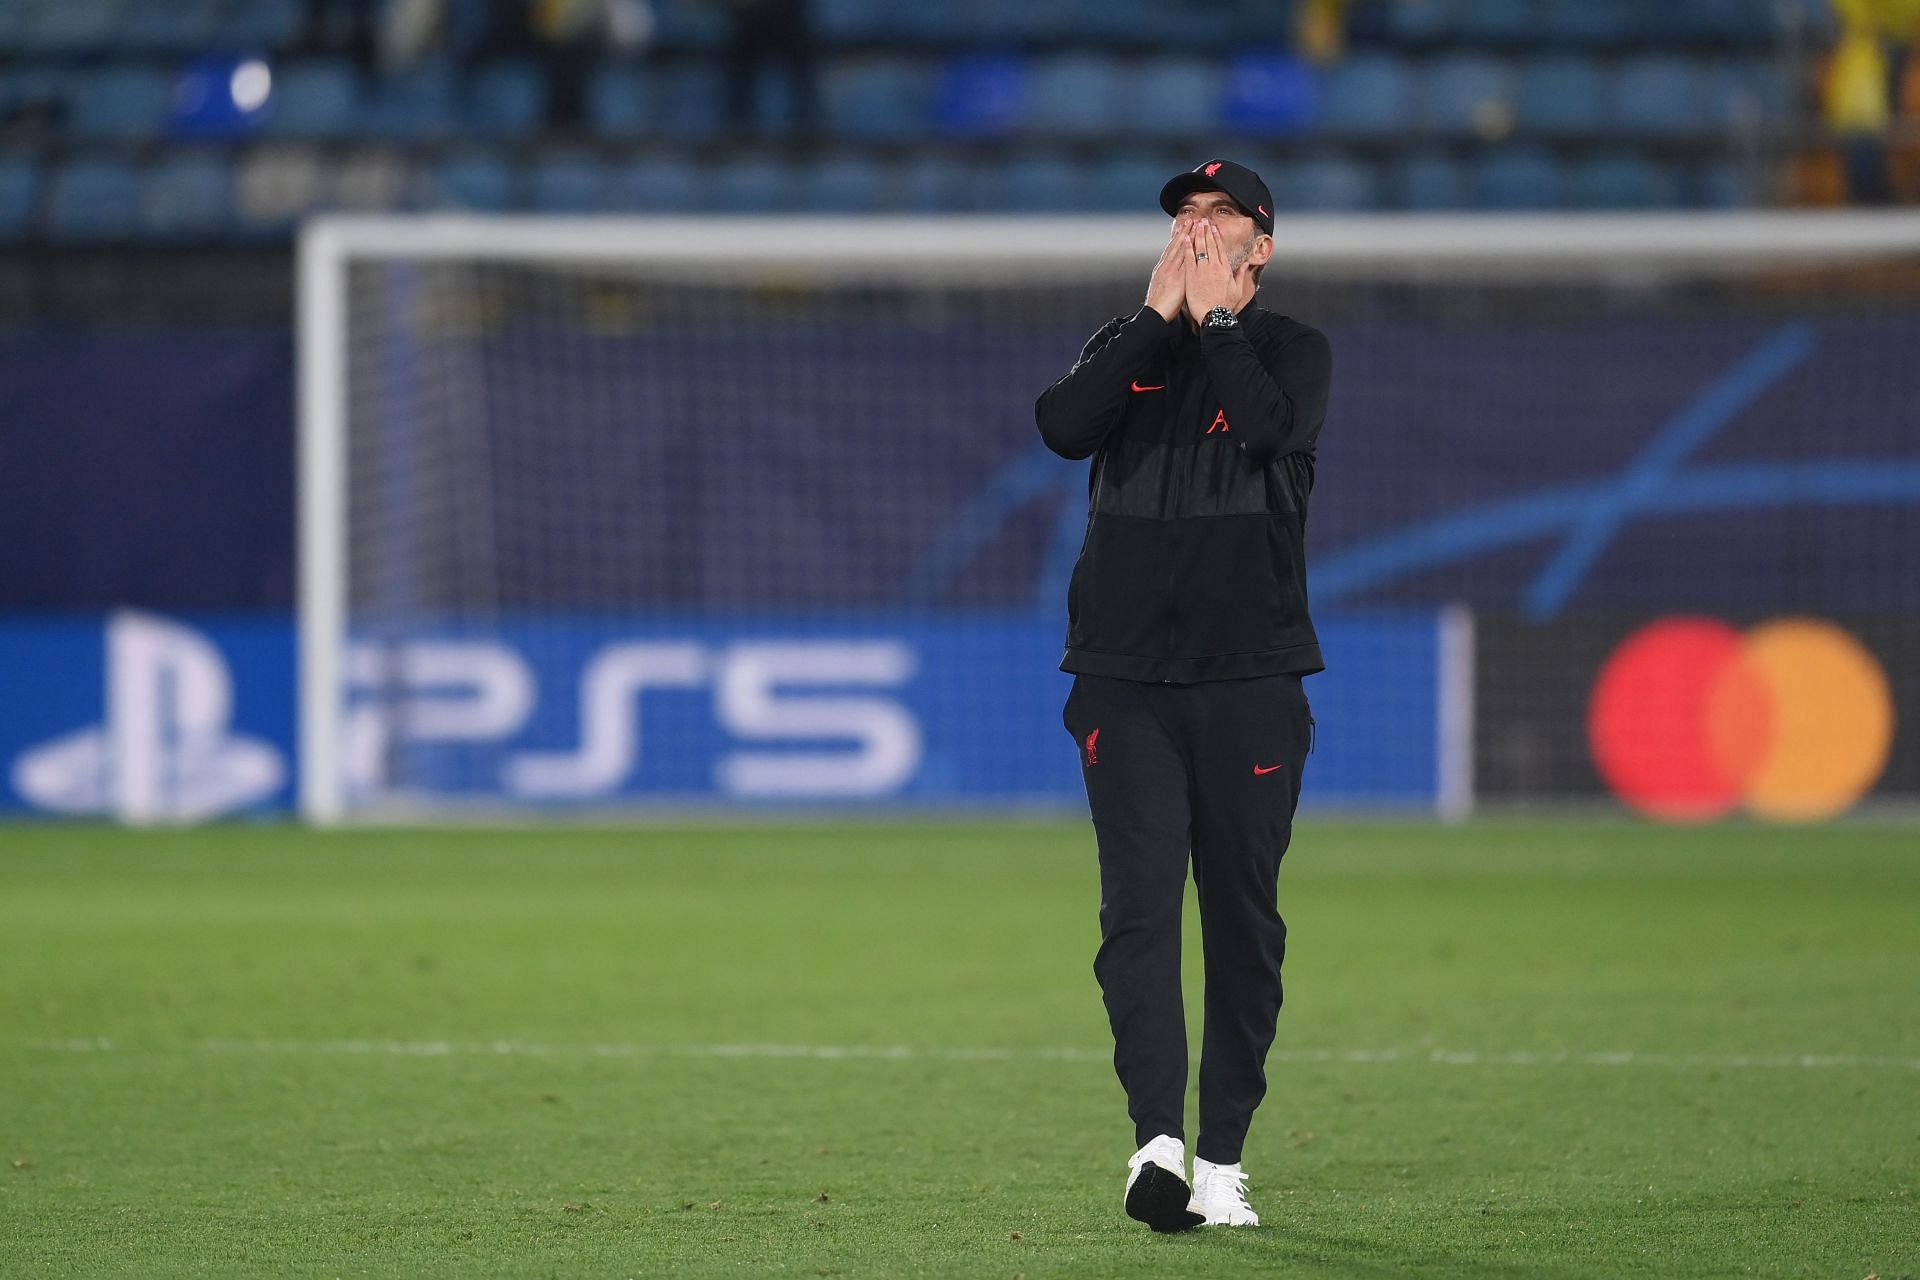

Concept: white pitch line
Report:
left=19, top=1038, right=1920, bottom=1072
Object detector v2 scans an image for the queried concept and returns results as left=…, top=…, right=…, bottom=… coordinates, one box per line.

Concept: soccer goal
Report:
left=298, top=212, right=1920, bottom=825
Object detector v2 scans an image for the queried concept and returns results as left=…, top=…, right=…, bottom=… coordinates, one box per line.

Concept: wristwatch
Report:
left=1203, top=306, right=1239, bottom=330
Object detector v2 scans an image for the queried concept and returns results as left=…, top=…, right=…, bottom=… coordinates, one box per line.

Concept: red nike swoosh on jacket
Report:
left=1130, top=381, right=1165, bottom=393
left=1253, top=763, right=1286, bottom=775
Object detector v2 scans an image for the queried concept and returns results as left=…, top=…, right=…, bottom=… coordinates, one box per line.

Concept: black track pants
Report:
left=1062, top=671, right=1311, bottom=1165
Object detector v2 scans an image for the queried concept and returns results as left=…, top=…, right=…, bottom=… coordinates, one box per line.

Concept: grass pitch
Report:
left=1, top=819, right=1914, bottom=1278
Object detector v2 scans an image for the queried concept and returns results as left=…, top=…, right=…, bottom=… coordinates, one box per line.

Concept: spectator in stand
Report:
left=1826, top=0, right=1920, bottom=203
left=306, top=0, right=456, bottom=76
left=382, top=0, right=452, bottom=71
left=1292, top=0, right=1347, bottom=65
left=1901, top=24, right=1920, bottom=201
left=305, top=0, right=380, bottom=75
left=719, top=0, right=816, bottom=131
left=532, top=0, right=652, bottom=127
left=1873, top=0, right=1920, bottom=101
left=475, top=1, right=651, bottom=128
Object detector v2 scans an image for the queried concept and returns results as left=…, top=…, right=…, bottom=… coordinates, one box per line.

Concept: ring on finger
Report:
left=1195, top=251, right=1210, bottom=261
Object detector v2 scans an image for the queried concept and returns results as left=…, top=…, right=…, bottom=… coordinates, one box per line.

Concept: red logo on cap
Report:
left=1205, top=162, right=1223, bottom=177
left=1258, top=204, right=1269, bottom=217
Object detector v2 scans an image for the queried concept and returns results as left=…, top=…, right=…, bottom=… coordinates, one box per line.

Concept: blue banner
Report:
left=1, top=612, right=294, bottom=821
left=0, top=611, right=1442, bottom=820
left=3, top=309, right=1916, bottom=620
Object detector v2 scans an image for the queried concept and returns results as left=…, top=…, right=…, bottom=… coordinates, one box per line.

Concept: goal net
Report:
left=299, top=213, right=1920, bottom=824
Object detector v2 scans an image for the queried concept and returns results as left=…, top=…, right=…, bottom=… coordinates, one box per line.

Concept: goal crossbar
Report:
left=295, top=211, right=1920, bottom=824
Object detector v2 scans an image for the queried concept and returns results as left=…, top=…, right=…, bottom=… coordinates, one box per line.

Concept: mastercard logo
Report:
left=1588, top=617, right=1895, bottom=823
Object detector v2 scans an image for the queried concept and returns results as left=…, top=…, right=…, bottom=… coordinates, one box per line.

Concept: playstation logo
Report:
left=11, top=611, right=285, bottom=824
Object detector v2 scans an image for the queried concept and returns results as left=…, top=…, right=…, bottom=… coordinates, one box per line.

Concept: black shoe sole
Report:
left=1125, top=1163, right=1205, bottom=1234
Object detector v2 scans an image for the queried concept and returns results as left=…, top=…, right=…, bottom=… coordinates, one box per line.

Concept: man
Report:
left=1035, top=160, right=1331, bottom=1233
left=720, top=0, right=817, bottom=130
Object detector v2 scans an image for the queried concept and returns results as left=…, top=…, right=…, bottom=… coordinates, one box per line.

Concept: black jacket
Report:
left=1035, top=300, right=1332, bottom=684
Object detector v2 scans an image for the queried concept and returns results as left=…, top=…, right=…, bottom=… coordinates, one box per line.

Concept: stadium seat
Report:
left=1568, top=151, right=1676, bottom=209
left=1091, top=154, right=1182, bottom=213
left=934, top=53, right=1030, bottom=138
left=1073, top=0, right=1160, bottom=42
left=1221, top=51, right=1319, bottom=136
left=1515, top=55, right=1606, bottom=137
left=466, top=60, right=546, bottom=138
left=528, top=151, right=607, bottom=213
left=884, top=0, right=994, bottom=44
left=0, top=156, right=41, bottom=239
left=738, top=65, right=802, bottom=134
left=1384, top=0, right=1458, bottom=47
left=1422, top=54, right=1516, bottom=138
left=332, top=148, right=410, bottom=211
left=588, top=66, right=650, bottom=139
left=1799, top=0, right=1841, bottom=41
left=650, top=0, right=729, bottom=49
left=1025, top=56, right=1126, bottom=138
left=1695, top=158, right=1765, bottom=209
left=1472, top=146, right=1562, bottom=209
left=801, top=153, right=886, bottom=211
left=1652, top=0, right=1762, bottom=47
left=0, top=65, right=70, bottom=125
left=372, top=59, right=459, bottom=140
left=1122, top=0, right=1235, bottom=50
left=141, top=152, right=233, bottom=239
left=927, top=0, right=1027, bottom=43
left=1278, top=155, right=1382, bottom=211
left=1319, top=54, right=1415, bottom=137
left=822, top=57, right=934, bottom=141
left=649, top=63, right=725, bottom=139
left=892, top=154, right=972, bottom=212
left=20, top=0, right=119, bottom=53
left=1124, top=57, right=1222, bottom=138
left=710, top=155, right=800, bottom=212
left=1541, top=0, right=1645, bottom=47
left=999, top=153, right=1095, bottom=211
left=117, top=0, right=223, bottom=53
left=263, top=59, right=364, bottom=138
left=1705, top=59, right=1793, bottom=130
left=996, top=0, right=1079, bottom=44
left=605, top=156, right=705, bottom=211
left=234, top=145, right=326, bottom=234
left=813, top=0, right=890, bottom=43
left=1390, top=151, right=1468, bottom=210
left=1455, top=0, right=1542, bottom=46
left=69, top=66, right=174, bottom=141
left=1610, top=56, right=1707, bottom=136
left=45, top=157, right=144, bottom=241
left=428, top=149, right=515, bottom=211
left=436, top=0, right=490, bottom=54
left=221, top=0, right=303, bottom=51
left=0, top=0, right=31, bottom=46
left=890, top=0, right=1075, bottom=43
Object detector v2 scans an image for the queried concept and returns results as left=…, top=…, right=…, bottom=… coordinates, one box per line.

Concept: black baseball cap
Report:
left=1158, top=159, right=1274, bottom=236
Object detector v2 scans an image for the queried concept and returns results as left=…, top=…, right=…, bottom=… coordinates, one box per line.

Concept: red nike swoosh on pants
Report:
left=1253, top=764, right=1285, bottom=775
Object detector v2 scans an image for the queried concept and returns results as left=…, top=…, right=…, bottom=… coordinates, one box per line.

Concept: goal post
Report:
left=297, top=220, right=350, bottom=827
left=298, top=212, right=1920, bottom=825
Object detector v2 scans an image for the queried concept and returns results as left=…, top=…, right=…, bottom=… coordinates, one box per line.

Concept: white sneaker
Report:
left=1189, top=1157, right=1260, bottom=1226
left=1124, top=1135, right=1204, bottom=1233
